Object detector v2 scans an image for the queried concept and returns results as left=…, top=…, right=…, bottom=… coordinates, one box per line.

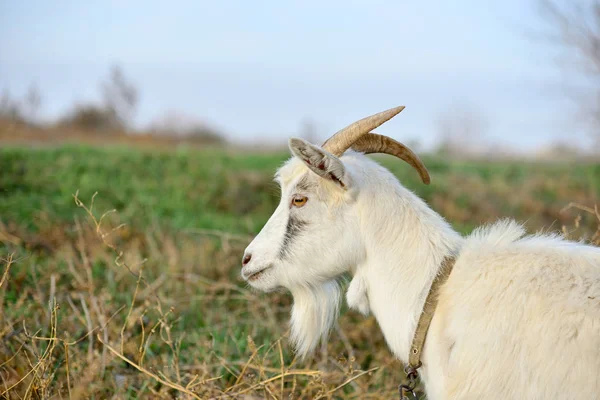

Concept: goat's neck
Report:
left=356, top=185, right=462, bottom=363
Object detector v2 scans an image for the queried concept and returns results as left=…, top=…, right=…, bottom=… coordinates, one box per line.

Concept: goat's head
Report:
left=241, top=106, right=431, bottom=356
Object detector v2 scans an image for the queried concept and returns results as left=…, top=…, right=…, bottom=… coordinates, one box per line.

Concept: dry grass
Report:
left=0, top=143, right=598, bottom=399
left=0, top=118, right=227, bottom=151
left=2, top=198, right=598, bottom=399
left=560, top=202, right=600, bottom=245
left=1, top=193, right=405, bottom=399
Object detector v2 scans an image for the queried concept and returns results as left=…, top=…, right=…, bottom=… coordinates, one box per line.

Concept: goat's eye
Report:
left=291, top=196, right=308, bottom=208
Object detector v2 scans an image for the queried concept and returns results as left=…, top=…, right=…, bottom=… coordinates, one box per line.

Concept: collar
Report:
left=400, top=255, right=456, bottom=399
left=409, top=255, right=456, bottom=368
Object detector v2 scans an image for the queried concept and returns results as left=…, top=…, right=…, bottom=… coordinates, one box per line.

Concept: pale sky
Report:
left=0, top=0, right=590, bottom=151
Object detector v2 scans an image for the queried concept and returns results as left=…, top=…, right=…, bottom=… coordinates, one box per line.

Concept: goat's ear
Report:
left=289, top=138, right=348, bottom=189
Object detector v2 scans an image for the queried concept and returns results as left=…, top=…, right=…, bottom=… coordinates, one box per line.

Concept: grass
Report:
left=0, top=144, right=598, bottom=399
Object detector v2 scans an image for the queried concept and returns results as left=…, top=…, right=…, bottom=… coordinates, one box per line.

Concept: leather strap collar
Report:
left=408, top=255, right=456, bottom=369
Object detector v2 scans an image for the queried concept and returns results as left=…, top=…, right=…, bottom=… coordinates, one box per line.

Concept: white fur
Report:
left=289, top=280, right=342, bottom=358
left=242, top=138, right=600, bottom=399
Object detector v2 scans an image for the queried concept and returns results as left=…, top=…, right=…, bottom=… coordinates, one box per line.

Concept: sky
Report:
left=0, top=0, right=592, bottom=152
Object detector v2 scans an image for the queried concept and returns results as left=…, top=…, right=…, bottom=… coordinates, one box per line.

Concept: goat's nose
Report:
left=242, top=253, right=252, bottom=266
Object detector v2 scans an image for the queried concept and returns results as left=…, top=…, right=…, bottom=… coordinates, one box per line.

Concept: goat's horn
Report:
left=322, top=106, right=405, bottom=156
left=351, top=133, right=431, bottom=184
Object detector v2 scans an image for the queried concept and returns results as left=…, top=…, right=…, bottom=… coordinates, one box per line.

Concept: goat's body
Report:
left=341, top=154, right=600, bottom=400
left=422, top=221, right=600, bottom=399
left=243, top=134, right=600, bottom=400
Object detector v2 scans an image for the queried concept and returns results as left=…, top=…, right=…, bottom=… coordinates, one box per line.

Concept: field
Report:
left=1, top=145, right=599, bottom=399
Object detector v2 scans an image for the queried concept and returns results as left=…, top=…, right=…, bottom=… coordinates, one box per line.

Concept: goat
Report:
left=241, top=106, right=600, bottom=399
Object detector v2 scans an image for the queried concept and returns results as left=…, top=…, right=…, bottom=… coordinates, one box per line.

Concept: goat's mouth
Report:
left=245, top=267, right=271, bottom=282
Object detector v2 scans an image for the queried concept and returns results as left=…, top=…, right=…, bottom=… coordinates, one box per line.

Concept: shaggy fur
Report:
left=241, top=138, right=600, bottom=399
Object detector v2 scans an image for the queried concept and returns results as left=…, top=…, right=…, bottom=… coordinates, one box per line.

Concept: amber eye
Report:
left=291, top=196, right=308, bottom=208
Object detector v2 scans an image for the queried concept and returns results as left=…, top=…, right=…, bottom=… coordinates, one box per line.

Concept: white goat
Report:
left=241, top=106, right=600, bottom=399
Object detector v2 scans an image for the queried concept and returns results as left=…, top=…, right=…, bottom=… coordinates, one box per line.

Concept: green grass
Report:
left=0, top=145, right=288, bottom=234
left=0, top=145, right=598, bottom=399
left=2, top=145, right=598, bottom=235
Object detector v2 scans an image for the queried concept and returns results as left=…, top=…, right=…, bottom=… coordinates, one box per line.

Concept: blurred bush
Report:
left=56, top=65, right=138, bottom=133
left=56, top=104, right=122, bottom=132
left=148, top=111, right=227, bottom=145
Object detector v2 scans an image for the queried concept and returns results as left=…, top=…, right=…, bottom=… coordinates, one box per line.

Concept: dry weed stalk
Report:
left=0, top=253, right=15, bottom=322
left=1, top=191, right=399, bottom=399
left=1, top=303, right=59, bottom=397
left=72, top=192, right=204, bottom=397
left=560, top=202, right=600, bottom=245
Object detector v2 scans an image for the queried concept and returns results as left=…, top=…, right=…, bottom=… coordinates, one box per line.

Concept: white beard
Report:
left=289, top=280, right=342, bottom=359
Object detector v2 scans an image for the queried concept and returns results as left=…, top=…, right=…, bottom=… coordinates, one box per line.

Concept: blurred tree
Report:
left=538, top=0, right=600, bottom=146
left=101, top=65, right=139, bottom=131
left=0, top=89, right=23, bottom=122
left=0, top=84, right=42, bottom=125
left=57, top=65, right=139, bottom=133
left=23, top=83, right=42, bottom=125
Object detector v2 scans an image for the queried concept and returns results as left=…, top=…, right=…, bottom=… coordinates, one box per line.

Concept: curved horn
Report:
left=322, top=106, right=405, bottom=156
left=350, top=133, right=431, bottom=184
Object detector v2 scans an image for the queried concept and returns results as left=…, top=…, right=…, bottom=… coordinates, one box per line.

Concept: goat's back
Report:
left=424, top=219, right=600, bottom=400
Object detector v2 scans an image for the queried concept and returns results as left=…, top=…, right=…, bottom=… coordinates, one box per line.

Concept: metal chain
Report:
left=398, top=366, right=420, bottom=400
